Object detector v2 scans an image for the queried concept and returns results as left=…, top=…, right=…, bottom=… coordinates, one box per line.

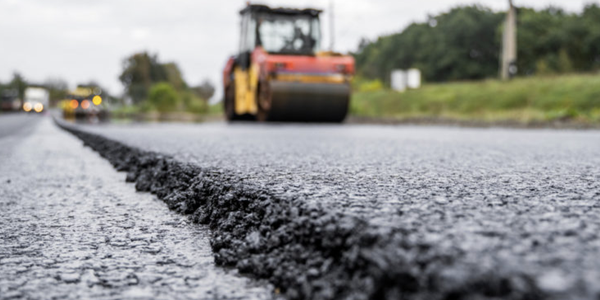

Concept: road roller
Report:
left=222, top=4, right=355, bottom=122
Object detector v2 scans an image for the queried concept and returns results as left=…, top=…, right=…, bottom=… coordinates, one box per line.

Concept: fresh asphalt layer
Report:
left=56, top=119, right=600, bottom=300
left=0, top=115, right=275, bottom=299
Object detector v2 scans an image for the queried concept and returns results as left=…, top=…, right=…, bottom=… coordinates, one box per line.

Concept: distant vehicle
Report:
left=61, top=87, right=108, bottom=121
left=0, top=89, right=20, bottom=111
left=23, top=87, right=49, bottom=113
left=223, top=4, right=355, bottom=122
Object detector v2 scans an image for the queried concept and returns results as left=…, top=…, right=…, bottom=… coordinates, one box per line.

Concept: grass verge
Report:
left=350, top=74, right=600, bottom=126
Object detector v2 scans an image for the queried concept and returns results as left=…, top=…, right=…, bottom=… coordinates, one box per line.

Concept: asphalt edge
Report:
left=53, top=119, right=385, bottom=300
left=54, top=119, right=547, bottom=300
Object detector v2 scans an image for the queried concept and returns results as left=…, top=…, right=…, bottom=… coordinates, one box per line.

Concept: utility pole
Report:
left=500, top=0, right=517, bottom=80
left=329, top=0, right=335, bottom=52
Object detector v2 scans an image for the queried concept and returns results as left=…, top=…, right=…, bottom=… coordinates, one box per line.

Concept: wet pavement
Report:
left=0, top=116, right=274, bottom=299
left=62, top=121, right=600, bottom=300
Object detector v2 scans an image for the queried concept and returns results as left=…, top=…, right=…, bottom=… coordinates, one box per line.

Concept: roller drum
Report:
left=265, top=81, right=350, bottom=122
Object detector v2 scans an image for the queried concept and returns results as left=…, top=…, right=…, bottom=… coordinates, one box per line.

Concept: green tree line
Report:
left=119, top=52, right=215, bottom=113
left=354, top=4, right=600, bottom=84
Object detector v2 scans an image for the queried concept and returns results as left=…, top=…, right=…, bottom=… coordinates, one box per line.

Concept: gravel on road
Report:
left=0, top=117, right=275, bottom=300
left=58, top=120, right=600, bottom=300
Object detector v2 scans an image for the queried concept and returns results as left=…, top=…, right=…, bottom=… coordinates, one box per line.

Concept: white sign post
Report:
left=391, top=70, right=407, bottom=92
left=407, top=69, right=421, bottom=89
left=391, top=69, right=421, bottom=91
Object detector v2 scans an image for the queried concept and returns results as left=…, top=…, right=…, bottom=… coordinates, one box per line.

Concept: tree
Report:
left=354, top=4, right=600, bottom=83
left=148, top=83, right=179, bottom=113
left=9, top=72, right=27, bottom=101
left=181, top=90, right=207, bottom=113
left=163, top=63, right=187, bottom=91
left=119, top=52, right=168, bottom=104
left=119, top=52, right=190, bottom=105
left=558, top=48, right=573, bottom=73
left=191, top=79, right=215, bottom=101
left=354, top=6, right=504, bottom=83
left=357, top=38, right=370, bottom=53
left=44, top=77, right=69, bottom=105
left=582, top=4, right=600, bottom=70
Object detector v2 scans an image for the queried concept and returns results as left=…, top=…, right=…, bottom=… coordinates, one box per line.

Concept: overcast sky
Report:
left=0, top=0, right=596, bottom=99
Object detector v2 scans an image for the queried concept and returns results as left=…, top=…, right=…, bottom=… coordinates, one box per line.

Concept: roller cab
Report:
left=223, top=4, right=354, bottom=122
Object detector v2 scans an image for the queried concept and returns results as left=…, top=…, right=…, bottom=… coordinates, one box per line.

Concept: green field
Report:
left=350, top=74, right=600, bottom=125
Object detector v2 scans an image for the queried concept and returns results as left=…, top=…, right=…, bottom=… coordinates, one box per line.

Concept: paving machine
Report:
left=223, top=4, right=354, bottom=122
left=61, top=86, right=108, bottom=121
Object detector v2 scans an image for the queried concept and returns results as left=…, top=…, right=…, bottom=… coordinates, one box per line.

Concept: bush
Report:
left=148, top=83, right=179, bottom=113
left=352, top=76, right=384, bottom=92
left=181, top=91, right=208, bottom=114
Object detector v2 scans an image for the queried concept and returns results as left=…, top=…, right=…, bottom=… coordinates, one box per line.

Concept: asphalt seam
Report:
left=54, top=119, right=379, bottom=300
left=54, top=119, right=547, bottom=300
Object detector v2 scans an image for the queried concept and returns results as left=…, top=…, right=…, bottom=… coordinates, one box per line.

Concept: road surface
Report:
left=0, top=114, right=274, bottom=299
left=0, top=113, right=41, bottom=139
left=55, top=119, right=600, bottom=300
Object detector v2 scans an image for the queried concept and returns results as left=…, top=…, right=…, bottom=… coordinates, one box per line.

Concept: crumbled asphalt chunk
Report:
left=55, top=119, right=600, bottom=300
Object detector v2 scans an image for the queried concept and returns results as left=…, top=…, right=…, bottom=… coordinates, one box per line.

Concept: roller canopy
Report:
left=240, top=4, right=322, bottom=17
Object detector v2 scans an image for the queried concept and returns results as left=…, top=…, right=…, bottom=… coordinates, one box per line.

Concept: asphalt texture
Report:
left=55, top=120, right=600, bottom=300
left=0, top=113, right=42, bottom=139
left=0, top=115, right=275, bottom=299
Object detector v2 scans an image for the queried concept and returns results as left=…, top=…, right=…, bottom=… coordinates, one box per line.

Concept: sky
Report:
left=0, top=0, right=596, bottom=100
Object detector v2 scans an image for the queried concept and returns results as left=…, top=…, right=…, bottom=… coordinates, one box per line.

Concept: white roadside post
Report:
left=391, top=70, right=407, bottom=92
left=407, top=69, right=422, bottom=89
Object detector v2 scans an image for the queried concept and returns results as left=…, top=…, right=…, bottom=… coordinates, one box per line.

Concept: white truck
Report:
left=23, top=87, right=49, bottom=113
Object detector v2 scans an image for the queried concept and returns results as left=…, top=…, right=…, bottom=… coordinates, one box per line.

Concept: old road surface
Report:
left=2, top=113, right=600, bottom=300
left=0, top=114, right=275, bottom=300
